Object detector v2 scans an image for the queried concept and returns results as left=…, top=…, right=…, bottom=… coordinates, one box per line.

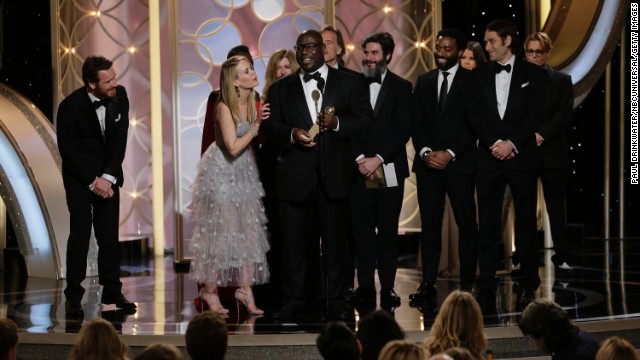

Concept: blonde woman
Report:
left=379, top=340, right=426, bottom=360
left=596, top=337, right=640, bottom=360
left=261, top=49, right=298, bottom=100
left=68, top=318, right=129, bottom=360
left=189, top=55, right=269, bottom=315
left=423, top=291, right=488, bottom=359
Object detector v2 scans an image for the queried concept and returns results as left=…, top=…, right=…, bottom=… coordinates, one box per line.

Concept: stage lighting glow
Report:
left=0, top=130, right=51, bottom=260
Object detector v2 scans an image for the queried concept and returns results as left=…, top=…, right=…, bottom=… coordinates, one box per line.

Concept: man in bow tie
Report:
left=410, top=28, right=478, bottom=309
left=349, top=32, right=412, bottom=309
left=469, top=20, right=545, bottom=313
left=262, top=29, right=373, bottom=320
left=56, top=56, right=135, bottom=318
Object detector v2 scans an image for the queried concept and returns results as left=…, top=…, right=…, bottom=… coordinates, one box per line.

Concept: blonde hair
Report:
left=68, top=318, right=129, bottom=360
left=262, top=49, right=298, bottom=99
left=423, top=291, right=488, bottom=359
left=524, top=32, right=553, bottom=53
left=596, top=337, right=640, bottom=360
left=379, top=340, right=426, bottom=360
left=219, top=55, right=256, bottom=126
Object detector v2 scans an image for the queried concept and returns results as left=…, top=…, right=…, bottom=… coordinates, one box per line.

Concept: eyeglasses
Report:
left=526, top=49, right=547, bottom=56
left=294, top=42, right=322, bottom=53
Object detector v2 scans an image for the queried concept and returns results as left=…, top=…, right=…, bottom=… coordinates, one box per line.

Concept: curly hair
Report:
left=423, top=291, right=488, bottom=359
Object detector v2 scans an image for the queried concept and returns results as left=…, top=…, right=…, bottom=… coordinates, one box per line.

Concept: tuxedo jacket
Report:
left=538, top=65, right=574, bottom=169
left=412, top=67, right=477, bottom=176
left=470, top=58, right=545, bottom=171
left=263, top=66, right=374, bottom=201
left=353, top=70, right=412, bottom=180
left=57, top=85, right=130, bottom=187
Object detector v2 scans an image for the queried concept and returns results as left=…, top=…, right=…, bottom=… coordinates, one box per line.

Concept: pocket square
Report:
left=521, top=82, right=529, bottom=88
left=115, top=114, right=121, bottom=122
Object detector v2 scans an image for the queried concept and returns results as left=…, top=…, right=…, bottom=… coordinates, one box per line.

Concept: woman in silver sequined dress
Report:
left=189, top=55, right=270, bottom=315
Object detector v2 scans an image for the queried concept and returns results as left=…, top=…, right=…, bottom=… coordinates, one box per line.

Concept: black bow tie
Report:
left=93, top=99, right=110, bottom=109
left=303, top=72, right=325, bottom=92
left=366, top=75, right=382, bottom=85
left=495, top=63, right=512, bottom=74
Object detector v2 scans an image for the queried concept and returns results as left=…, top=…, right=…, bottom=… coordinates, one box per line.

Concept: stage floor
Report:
left=1, top=238, right=639, bottom=343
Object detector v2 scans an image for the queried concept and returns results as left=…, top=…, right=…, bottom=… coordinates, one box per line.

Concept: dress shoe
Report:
left=474, top=287, right=497, bottom=314
left=272, top=302, right=302, bottom=322
left=353, top=286, right=376, bottom=305
left=65, top=300, right=84, bottom=315
left=409, top=282, right=437, bottom=306
left=102, top=293, right=137, bottom=313
left=380, top=288, right=401, bottom=307
left=519, top=287, right=536, bottom=309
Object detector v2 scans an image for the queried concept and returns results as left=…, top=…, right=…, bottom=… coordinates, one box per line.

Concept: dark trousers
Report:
left=279, top=187, right=351, bottom=306
left=476, top=168, right=540, bottom=290
left=540, top=167, right=569, bottom=265
left=417, top=173, right=478, bottom=286
left=350, top=179, right=404, bottom=290
left=63, top=176, right=122, bottom=302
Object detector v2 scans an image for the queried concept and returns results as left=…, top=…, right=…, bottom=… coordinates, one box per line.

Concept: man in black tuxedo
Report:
left=470, top=20, right=545, bottom=311
left=524, top=32, right=574, bottom=271
left=57, top=56, right=135, bottom=316
left=410, top=29, right=478, bottom=308
left=350, top=32, right=412, bottom=308
left=263, top=30, right=373, bottom=319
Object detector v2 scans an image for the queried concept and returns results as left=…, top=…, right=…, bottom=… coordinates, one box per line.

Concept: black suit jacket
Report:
left=263, top=67, right=374, bottom=201
left=57, top=85, right=130, bottom=187
left=353, top=70, right=412, bottom=180
left=470, top=58, right=544, bottom=171
left=412, top=67, right=477, bottom=176
left=538, top=65, right=573, bottom=169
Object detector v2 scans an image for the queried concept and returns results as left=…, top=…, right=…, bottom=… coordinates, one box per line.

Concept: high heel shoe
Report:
left=234, top=288, right=264, bottom=315
left=198, top=288, right=229, bottom=315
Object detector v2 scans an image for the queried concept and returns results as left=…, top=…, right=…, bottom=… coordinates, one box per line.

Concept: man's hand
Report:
left=92, top=177, right=114, bottom=198
left=292, top=128, right=316, bottom=148
left=356, top=156, right=382, bottom=177
left=490, top=141, right=515, bottom=160
left=535, top=132, right=544, bottom=146
left=259, top=102, right=270, bottom=121
left=425, top=151, right=453, bottom=170
left=319, top=112, right=338, bottom=133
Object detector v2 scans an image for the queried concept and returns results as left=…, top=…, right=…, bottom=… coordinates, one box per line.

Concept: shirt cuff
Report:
left=376, top=154, right=385, bottom=163
left=446, top=149, right=456, bottom=161
left=101, top=173, right=117, bottom=184
left=419, top=147, right=432, bottom=158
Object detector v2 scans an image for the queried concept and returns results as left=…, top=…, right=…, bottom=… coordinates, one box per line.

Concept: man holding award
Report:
left=350, top=32, right=413, bottom=308
left=262, top=29, right=373, bottom=320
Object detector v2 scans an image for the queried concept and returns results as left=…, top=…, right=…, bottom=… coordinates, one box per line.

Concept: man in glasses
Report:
left=262, top=29, right=373, bottom=321
left=524, top=32, right=574, bottom=272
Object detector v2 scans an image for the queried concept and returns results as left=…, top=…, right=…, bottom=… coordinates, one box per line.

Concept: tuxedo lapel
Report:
left=288, top=75, right=314, bottom=128
left=82, top=96, right=105, bottom=141
left=321, top=68, right=338, bottom=112
left=425, top=71, right=439, bottom=117
left=484, top=69, right=500, bottom=119
left=505, top=59, right=525, bottom=119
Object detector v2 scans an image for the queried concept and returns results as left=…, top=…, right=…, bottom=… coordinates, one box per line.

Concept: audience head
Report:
left=518, top=298, right=578, bottom=354
left=459, top=41, right=487, bottom=70
left=68, top=317, right=129, bottom=360
left=379, top=340, right=426, bottom=360
left=361, top=32, right=395, bottom=80
left=595, top=336, right=640, bottom=360
left=0, top=319, right=18, bottom=360
left=133, top=343, right=184, bottom=360
left=423, top=290, right=487, bottom=359
left=429, top=355, right=454, bottom=360
left=434, top=28, right=467, bottom=71
left=484, top=19, right=521, bottom=61
left=262, top=49, right=298, bottom=98
left=316, top=321, right=360, bottom=360
left=523, top=32, right=553, bottom=67
left=227, top=45, right=253, bottom=64
left=185, top=311, right=228, bottom=360
left=321, top=25, right=346, bottom=67
left=357, top=310, right=405, bottom=360
left=444, top=347, right=474, bottom=360
left=295, top=29, right=325, bottom=74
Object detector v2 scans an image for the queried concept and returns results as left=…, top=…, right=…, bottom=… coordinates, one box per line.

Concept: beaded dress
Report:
left=188, top=120, right=270, bottom=286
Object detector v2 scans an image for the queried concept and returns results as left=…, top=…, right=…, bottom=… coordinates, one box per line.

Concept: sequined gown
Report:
left=188, top=120, right=270, bottom=286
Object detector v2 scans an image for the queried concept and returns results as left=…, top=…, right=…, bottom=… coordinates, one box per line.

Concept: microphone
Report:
left=311, top=89, right=320, bottom=114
